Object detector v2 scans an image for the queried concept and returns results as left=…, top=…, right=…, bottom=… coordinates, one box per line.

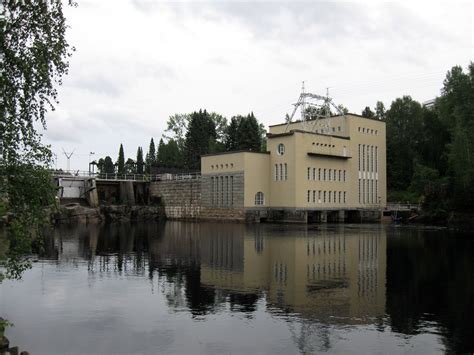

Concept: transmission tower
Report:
left=284, top=82, right=346, bottom=133
left=62, top=148, right=75, bottom=171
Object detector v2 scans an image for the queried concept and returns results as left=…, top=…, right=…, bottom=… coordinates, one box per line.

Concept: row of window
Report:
left=311, top=142, right=336, bottom=148
left=274, top=163, right=288, bottom=181
left=358, top=144, right=378, bottom=173
left=210, top=163, right=234, bottom=170
left=307, top=190, right=347, bottom=204
left=358, top=178, right=379, bottom=204
left=307, top=167, right=347, bottom=182
left=358, top=127, right=378, bottom=135
left=316, top=126, right=342, bottom=134
left=210, top=176, right=234, bottom=206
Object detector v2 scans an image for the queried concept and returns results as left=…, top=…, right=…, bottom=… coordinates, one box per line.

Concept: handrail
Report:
left=51, top=170, right=202, bottom=181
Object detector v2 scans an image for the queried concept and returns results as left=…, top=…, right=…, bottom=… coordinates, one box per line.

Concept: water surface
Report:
left=0, top=222, right=473, bottom=354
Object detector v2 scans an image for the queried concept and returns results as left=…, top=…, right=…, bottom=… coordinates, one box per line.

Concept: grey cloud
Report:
left=66, top=75, right=123, bottom=97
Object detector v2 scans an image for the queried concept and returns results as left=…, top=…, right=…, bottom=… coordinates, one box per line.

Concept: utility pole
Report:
left=62, top=148, right=75, bottom=171
left=88, top=151, right=95, bottom=175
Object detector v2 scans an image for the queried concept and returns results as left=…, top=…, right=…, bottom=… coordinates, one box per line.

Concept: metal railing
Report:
left=51, top=170, right=201, bottom=182
left=386, top=203, right=420, bottom=211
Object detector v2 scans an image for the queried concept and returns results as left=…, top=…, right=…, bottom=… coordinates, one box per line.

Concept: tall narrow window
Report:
left=362, top=145, right=365, bottom=171
left=225, top=176, right=229, bottom=206
left=211, top=177, right=215, bottom=205
left=324, top=169, right=326, bottom=181
left=318, top=190, right=322, bottom=202
left=221, top=176, right=224, bottom=205
left=339, top=191, right=342, bottom=203
left=307, top=167, right=311, bottom=180
left=280, top=164, right=283, bottom=181
left=344, top=191, right=347, bottom=204
left=307, top=190, right=310, bottom=202
left=358, top=179, right=361, bottom=204
left=328, top=169, right=332, bottom=181
left=230, top=176, right=234, bottom=206
left=313, top=168, right=316, bottom=180
left=216, top=177, right=220, bottom=206
left=323, top=191, right=326, bottom=203
left=358, top=144, right=361, bottom=171
left=344, top=170, right=346, bottom=182
left=375, top=146, right=378, bottom=173
left=318, top=168, right=321, bottom=180
left=284, top=163, right=288, bottom=180
left=313, top=190, right=316, bottom=203
left=275, top=164, right=279, bottom=181
left=328, top=191, right=331, bottom=203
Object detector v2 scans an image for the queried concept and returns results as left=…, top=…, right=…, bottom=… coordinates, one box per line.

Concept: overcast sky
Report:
left=42, top=0, right=473, bottom=171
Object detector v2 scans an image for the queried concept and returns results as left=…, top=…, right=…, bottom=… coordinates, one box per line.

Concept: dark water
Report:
left=0, top=222, right=473, bottom=355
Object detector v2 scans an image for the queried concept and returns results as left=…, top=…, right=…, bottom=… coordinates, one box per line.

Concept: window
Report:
left=339, top=191, right=341, bottom=203
left=313, top=168, right=316, bottom=180
left=277, top=143, right=285, bottom=155
left=313, top=190, right=316, bottom=203
left=343, top=170, right=346, bottom=182
left=230, top=176, right=234, bottom=206
left=323, top=169, right=326, bottom=181
left=284, top=163, right=288, bottom=180
left=338, top=170, right=341, bottom=181
left=344, top=191, right=347, bottom=204
left=323, top=191, right=326, bottom=203
left=328, top=169, right=332, bottom=181
left=318, top=190, right=322, bottom=202
left=318, top=168, right=321, bottom=181
left=255, top=192, right=265, bottom=205
left=211, top=165, right=214, bottom=169
left=307, top=190, right=310, bottom=203
left=307, top=167, right=311, bottom=180
left=328, top=191, right=331, bottom=203
left=275, top=164, right=279, bottom=181
left=280, top=163, right=283, bottom=181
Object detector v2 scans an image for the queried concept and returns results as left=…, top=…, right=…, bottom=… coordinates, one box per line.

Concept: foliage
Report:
left=97, top=156, right=115, bottom=174
left=375, top=101, right=386, bottom=120
left=117, top=144, right=125, bottom=174
left=145, top=138, right=156, bottom=174
left=361, top=106, right=375, bottom=118
left=184, top=110, right=217, bottom=170
left=157, top=138, right=183, bottom=168
left=385, top=96, right=424, bottom=191
left=124, top=158, right=135, bottom=174
left=164, top=113, right=190, bottom=150
left=0, top=0, right=75, bottom=281
left=384, top=62, right=474, bottom=215
left=136, top=147, right=144, bottom=174
left=225, top=113, right=265, bottom=152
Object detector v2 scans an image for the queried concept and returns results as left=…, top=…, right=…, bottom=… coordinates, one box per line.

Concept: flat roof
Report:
left=268, top=113, right=385, bottom=128
left=267, top=130, right=350, bottom=140
left=201, top=150, right=270, bottom=157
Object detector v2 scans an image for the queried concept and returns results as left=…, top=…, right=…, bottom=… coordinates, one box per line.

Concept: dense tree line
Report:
left=95, top=109, right=266, bottom=174
left=375, top=62, right=474, bottom=217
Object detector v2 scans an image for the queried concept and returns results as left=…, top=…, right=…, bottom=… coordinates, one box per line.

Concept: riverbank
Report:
left=52, top=203, right=165, bottom=225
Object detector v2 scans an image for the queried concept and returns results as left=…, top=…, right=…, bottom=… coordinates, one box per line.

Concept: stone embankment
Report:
left=53, top=203, right=164, bottom=225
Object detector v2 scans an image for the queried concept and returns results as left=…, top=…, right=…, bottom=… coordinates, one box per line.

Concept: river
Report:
left=0, top=222, right=473, bottom=354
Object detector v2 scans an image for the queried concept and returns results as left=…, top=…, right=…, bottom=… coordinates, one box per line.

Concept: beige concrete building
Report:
left=201, top=114, right=386, bottom=222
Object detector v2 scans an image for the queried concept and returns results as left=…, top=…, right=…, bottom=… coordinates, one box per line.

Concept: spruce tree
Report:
left=184, top=110, right=216, bottom=170
left=145, top=138, right=156, bottom=174
left=117, top=144, right=125, bottom=175
left=136, top=147, right=144, bottom=174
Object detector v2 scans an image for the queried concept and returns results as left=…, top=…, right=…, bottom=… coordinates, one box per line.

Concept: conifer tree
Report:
left=117, top=144, right=125, bottom=175
left=136, top=147, right=144, bottom=174
left=145, top=138, right=156, bottom=173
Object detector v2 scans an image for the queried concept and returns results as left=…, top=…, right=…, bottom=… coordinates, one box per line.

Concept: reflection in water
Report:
left=1, top=222, right=473, bottom=354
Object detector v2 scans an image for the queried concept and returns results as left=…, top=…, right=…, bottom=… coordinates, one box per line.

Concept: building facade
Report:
left=200, top=114, right=386, bottom=222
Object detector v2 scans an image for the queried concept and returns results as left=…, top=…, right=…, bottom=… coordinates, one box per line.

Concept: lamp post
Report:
left=88, top=152, right=95, bottom=175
